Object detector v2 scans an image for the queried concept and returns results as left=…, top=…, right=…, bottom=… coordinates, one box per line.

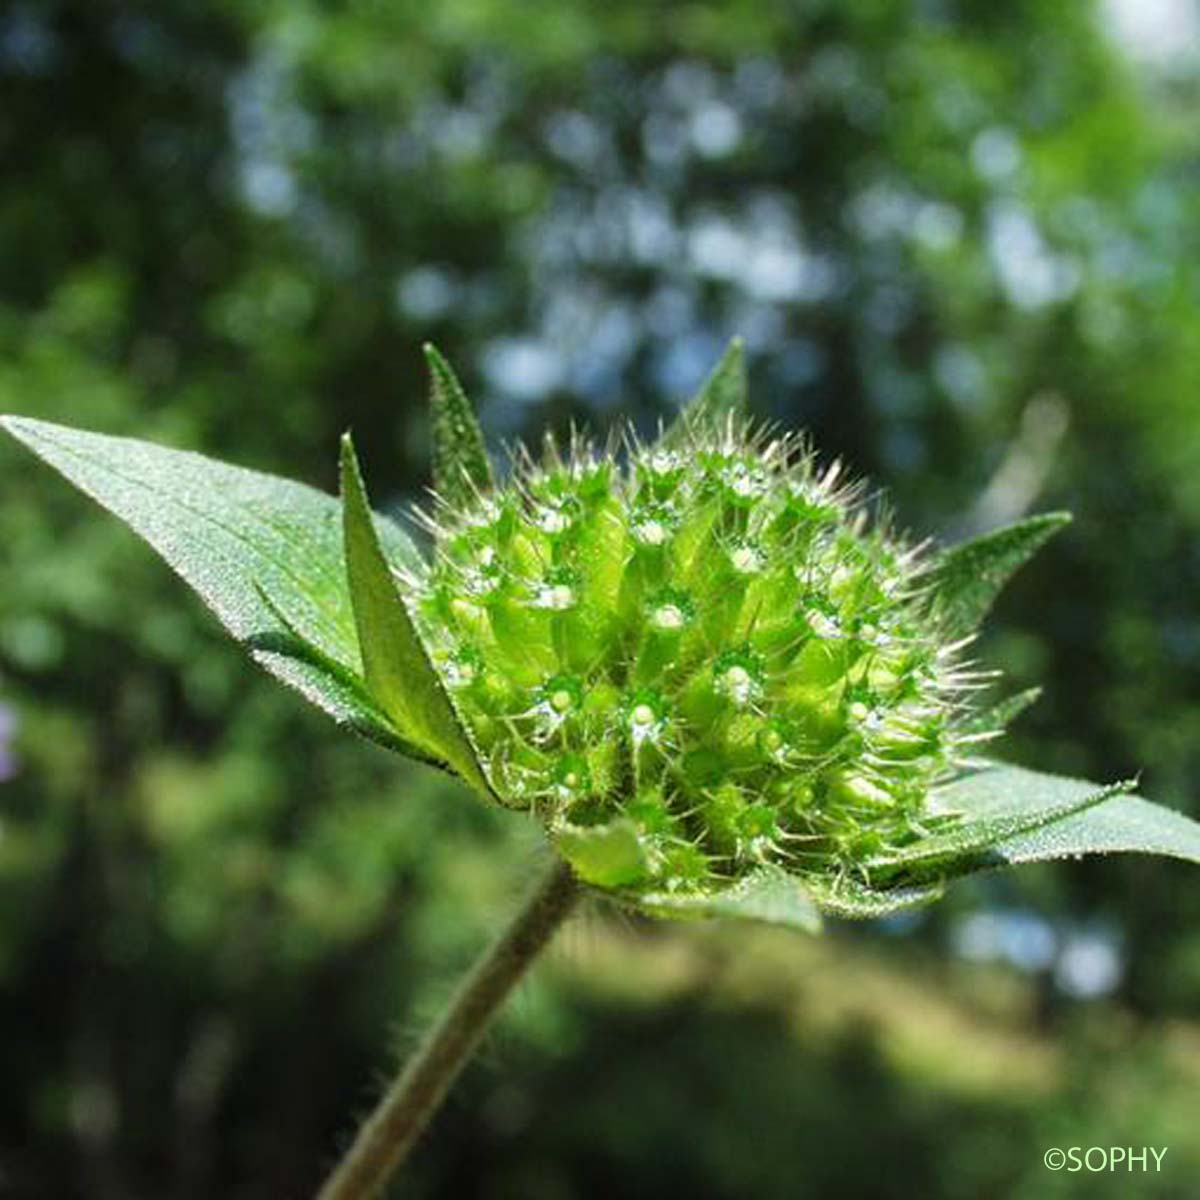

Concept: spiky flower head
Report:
left=401, top=341, right=1049, bottom=922
left=414, top=422, right=968, bottom=891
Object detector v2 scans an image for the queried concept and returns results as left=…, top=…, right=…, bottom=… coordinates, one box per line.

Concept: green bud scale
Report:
left=409, top=415, right=986, bottom=901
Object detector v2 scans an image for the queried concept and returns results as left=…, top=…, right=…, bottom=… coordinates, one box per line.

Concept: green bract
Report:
left=5, top=340, right=1200, bottom=933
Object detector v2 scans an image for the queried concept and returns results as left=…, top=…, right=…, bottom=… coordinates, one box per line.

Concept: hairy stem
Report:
left=316, top=859, right=581, bottom=1200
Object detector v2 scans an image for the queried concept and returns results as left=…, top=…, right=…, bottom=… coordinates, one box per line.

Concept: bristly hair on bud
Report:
left=405, top=355, right=997, bottom=909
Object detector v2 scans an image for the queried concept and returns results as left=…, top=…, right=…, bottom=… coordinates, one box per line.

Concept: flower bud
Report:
left=413, top=420, right=987, bottom=905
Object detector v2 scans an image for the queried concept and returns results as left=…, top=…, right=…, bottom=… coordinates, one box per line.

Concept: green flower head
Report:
left=412, top=400, right=974, bottom=906
left=382, top=341, right=1087, bottom=924
left=7, top=339, right=1200, bottom=932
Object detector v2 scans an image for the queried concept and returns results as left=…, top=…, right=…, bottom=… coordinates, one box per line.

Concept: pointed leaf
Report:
left=638, top=865, right=822, bottom=932
left=802, top=874, right=944, bottom=920
left=0, top=416, right=423, bottom=748
left=657, top=337, right=747, bottom=449
left=868, top=776, right=1136, bottom=880
left=922, top=513, right=1071, bottom=639
left=554, top=819, right=651, bottom=889
left=424, top=343, right=494, bottom=507
left=251, top=582, right=440, bottom=764
left=928, top=763, right=1200, bottom=870
left=962, top=686, right=1042, bottom=736
left=339, top=433, right=492, bottom=796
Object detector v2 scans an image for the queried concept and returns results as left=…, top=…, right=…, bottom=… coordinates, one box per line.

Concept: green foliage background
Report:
left=2, top=2, right=1199, bottom=1196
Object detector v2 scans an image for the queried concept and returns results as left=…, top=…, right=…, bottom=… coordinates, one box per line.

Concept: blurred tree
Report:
left=2, top=0, right=1199, bottom=1196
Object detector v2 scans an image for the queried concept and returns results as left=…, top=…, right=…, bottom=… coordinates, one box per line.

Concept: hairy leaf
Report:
left=0, top=416, right=420, bottom=751
left=962, top=686, right=1043, bottom=736
left=251, top=582, right=438, bottom=763
left=424, top=343, right=494, bottom=507
left=868, top=776, right=1136, bottom=879
left=639, top=865, right=822, bottom=932
left=923, top=513, right=1071, bottom=639
left=554, top=819, right=650, bottom=889
left=657, top=337, right=747, bottom=449
left=801, top=874, right=944, bottom=920
left=929, top=763, right=1200, bottom=869
left=339, top=433, right=492, bottom=796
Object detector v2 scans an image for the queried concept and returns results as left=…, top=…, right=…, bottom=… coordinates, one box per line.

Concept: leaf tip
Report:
left=1020, top=509, right=1073, bottom=546
left=338, top=429, right=361, bottom=480
left=424, top=343, right=494, bottom=502
left=422, top=341, right=459, bottom=387
left=715, top=335, right=747, bottom=375
left=1040, top=510, right=1073, bottom=530
left=339, top=432, right=377, bottom=529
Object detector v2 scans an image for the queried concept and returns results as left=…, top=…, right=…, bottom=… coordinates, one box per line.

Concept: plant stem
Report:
left=316, top=858, right=581, bottom=1200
